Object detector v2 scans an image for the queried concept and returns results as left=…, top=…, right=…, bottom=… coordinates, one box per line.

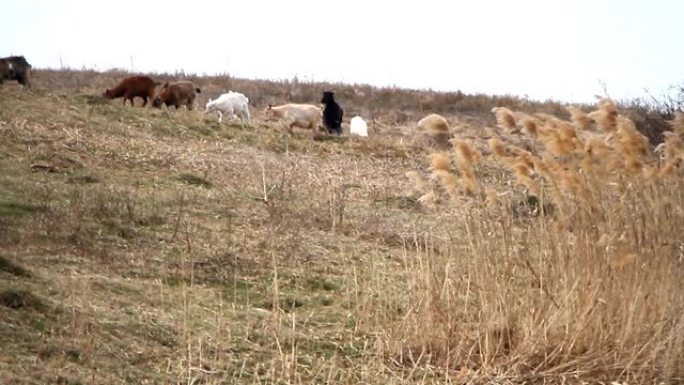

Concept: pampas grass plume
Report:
left=453, top=139, right=481, bottom=166
left=662, top=132, right=684, bottom=163
left=492, top=107, right=517, bottom=133
left=616, top=116, right=649, bottom=159
left=489, top=138, right=507, bottom=157
left=432, top=169, right=459, bottom=200
left=558, top=121, right=578, bottom=142
left=658, top=162, right=677, bottom=178
left=518, top=114, right=540, bottom=137
left=559, top=168, right=587, bottom=198
left=565, top=106, right=593, bottom=131
left=538, top=127, right=575, bottom=157
left=512, top=161, right=539, bottom=195
left=668, top=112, right=684, bottom=137
left=515, top=151, right=535, bottom=170
left=460, top=167, right=479, bottom=195
left=430, top=152, right=452, bottom=172
left=531, top=157, right=553, bottom=180
left=587, top=97, right=618, bottom=133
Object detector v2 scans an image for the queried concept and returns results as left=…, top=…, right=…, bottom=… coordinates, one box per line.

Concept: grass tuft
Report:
left=0, top=201, right=46, bottom=217
left=67, top=174, right=101, bottom=184
left=0, top=256, right=32, bottom=278
left=176, top=172, right=213, bottom=188
left=0, top=288, right=45, bottom=310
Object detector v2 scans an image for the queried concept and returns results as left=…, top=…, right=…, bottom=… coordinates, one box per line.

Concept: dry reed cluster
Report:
left=383, top=98, right=684, bottom=383
left=415, top=97, right=682, bottom=212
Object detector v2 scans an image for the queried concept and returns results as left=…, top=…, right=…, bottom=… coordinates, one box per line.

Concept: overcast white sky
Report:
left=2, top=0, right=682, bottom=102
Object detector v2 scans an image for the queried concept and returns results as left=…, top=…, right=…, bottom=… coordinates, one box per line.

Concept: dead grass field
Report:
left=0, top=69, right=682, bottom=384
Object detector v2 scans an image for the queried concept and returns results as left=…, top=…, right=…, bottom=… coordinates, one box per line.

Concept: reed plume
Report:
left=662, top=132, right=684, bottom=164
left=489, top=138, right=508, bottom=158
left=430, top=152, right=452, bottom=172
left=587, top=97, right=618, bottom=133
left=615, top=116, right=649, bottom=164
left=565, top=106, right=593, bottom=131
left=492, top=107, right=517, bottom=133
left=517, top=113, right=541, bottom=137
left=453, top=139, right=481, bottom=195
left=669, top=112, right=684, bottom=137
left=452, top=139, right=481, bottom=166
left=432, top=169, right=459, bottom=201
left=511, top=161, right=539, bottom=195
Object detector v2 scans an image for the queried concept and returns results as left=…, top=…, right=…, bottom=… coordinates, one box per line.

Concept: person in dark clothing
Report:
left=321, top=91, right=343, bottom=135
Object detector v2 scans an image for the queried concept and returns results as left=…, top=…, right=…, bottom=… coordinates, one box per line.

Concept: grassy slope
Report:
left=0, top=71, right=452, bottom=384
left=0, top=70, right=682, bottom=384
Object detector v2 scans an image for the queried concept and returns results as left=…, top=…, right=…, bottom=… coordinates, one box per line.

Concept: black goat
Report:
left=321, top=91, right=343, bottom=135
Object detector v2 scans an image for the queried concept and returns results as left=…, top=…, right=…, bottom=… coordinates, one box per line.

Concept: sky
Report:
left=2, top=0, right=682, bottom=103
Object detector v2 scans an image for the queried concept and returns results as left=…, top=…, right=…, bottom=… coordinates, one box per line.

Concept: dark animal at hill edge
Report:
left=0, top=61, right=12, bottom=84
left=153, top=81, right=201, bottom=110
left=321, top=91, right=344, bottom=135
left=103, top=76, right=160, bottom=107
left=0, top=56, right=32, bottom=88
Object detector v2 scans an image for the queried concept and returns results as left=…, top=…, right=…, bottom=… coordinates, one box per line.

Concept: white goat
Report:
left=205, top=91, right=250, bottom=123
left=264, top=103, right=322, bottom=136
left=350, top=115, right=368, bottom=137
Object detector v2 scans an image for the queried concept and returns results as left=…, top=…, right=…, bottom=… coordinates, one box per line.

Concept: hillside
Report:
left=0, top=70, right=682, bottom=384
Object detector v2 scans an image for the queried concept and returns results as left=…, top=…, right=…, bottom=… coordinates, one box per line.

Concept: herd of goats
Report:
left=0, top=55, right=373, bottom=138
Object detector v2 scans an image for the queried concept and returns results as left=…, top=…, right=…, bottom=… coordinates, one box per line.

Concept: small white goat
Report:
left=350, top=115, right=368, bottom=137
left=264, top=103, right=322, bottom=135
left=205, top=91, right=250, bottom=123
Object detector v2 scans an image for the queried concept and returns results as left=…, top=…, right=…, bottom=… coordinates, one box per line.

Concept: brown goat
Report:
left=152, top=81, right=201, bottom=110
left=103, top=76, right=160, bottom=107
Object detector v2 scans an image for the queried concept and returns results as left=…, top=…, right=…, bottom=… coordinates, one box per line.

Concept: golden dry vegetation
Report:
left=0, top=69, right=682, bottom=384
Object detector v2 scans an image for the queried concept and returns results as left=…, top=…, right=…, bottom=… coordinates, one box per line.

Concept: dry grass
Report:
left=0, top=69, right=681, bottom=384
left=388, top=98, right=684, bottom=384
